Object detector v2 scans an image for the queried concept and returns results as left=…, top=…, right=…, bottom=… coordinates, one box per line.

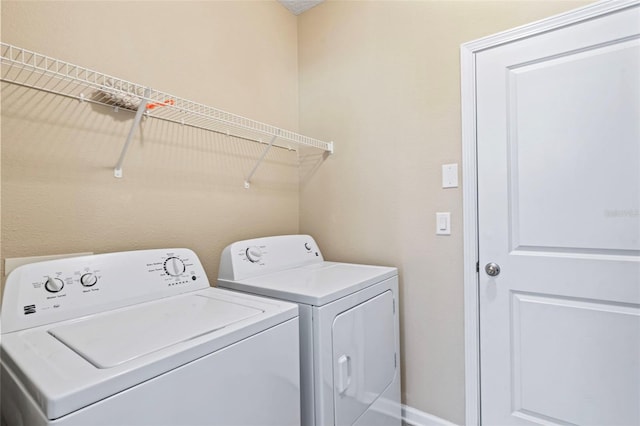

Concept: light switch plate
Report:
left=442, top=164, right=458, bottom=188
left=436, top=212, right=451, bottom=235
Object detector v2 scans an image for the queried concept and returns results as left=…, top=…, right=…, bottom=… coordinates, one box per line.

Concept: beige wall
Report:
left=297, top=1, right=589, bottom=424
left=2, top=1, right=594, bottom=424
left=1, top=1, right=300, bottom=286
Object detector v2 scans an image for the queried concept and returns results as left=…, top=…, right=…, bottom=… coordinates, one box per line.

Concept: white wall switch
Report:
left=442, top=163, right=458, bottom=188
left=436, top=212, right=451, bottom=235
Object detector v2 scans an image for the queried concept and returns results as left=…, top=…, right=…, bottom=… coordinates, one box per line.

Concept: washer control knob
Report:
left=80, top=273, right=98, bottom=287
left=304, top=242, right=312, bottom=251
left=246, top=246, right=263, bottom=263
left=164, top=257, right=186, bottom=277
left=44, top=277, right=64, bottom=293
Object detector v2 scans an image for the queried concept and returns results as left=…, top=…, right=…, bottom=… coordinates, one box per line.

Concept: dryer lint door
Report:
left=332, top=290, right=396, bottom=426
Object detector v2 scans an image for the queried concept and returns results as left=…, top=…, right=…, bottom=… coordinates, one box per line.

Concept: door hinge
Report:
left=476, top=261, right=480, bottom=273
left=393, top=299, right=396, bottom=314
left=394, top=353, right=397, bottom=368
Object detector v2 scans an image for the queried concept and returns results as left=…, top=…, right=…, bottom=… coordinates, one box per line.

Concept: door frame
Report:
left=460, top=1, right=639, bottom=424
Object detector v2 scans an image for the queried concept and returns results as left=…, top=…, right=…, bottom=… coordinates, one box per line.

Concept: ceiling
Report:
left=278, top=0, right=325, bottom=16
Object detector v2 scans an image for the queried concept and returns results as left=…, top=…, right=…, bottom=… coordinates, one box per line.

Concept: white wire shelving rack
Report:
left=0, top=43, right=333, bottom=187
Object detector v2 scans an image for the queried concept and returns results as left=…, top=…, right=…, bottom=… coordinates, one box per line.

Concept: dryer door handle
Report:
left=337, top=354, right=352, bottom=395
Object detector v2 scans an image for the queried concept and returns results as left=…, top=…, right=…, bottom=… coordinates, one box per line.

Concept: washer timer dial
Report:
left=164, top=257, right=186, bottom=277
left=245, top=246, right=263, bottom=263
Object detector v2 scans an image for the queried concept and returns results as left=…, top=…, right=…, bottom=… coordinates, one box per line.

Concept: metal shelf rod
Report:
left=244, top=132, right=280, bottom=189
left=114, top=88, right=151, bottom=178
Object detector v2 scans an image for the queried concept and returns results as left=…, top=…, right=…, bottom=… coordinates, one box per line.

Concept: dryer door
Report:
left=332, top=290, right=396, bottom=426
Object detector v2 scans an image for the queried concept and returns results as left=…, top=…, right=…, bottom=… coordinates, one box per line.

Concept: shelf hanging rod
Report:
left=244, top=131, right=281, bottom=189
left=114, top=87, right=151, bottom=178
left=1, top=79, right=290, bottom=150
left=2, top=75, right=302, bottom=152
left=148, top=115, right=293, bottom=150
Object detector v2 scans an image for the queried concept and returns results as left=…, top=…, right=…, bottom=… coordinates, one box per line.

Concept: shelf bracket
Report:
left=244, top=131, right=280, bottom=189
left=113, top=87, right=151, bottom=178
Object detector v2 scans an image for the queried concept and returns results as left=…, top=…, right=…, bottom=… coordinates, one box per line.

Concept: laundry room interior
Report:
left=2, top=1, right=639, bottom=426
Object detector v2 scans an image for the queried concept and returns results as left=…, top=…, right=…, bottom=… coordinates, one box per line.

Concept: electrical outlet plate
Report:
left=442, top=164, right=459, bottom=188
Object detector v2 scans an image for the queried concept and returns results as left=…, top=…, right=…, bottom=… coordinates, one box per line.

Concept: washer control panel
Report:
left=2, top=248, right=209, bottom=333
left=218, top=235, right=324, bottom=281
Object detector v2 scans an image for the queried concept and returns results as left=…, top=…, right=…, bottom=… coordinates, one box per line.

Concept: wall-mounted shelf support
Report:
left=114, top=87, right=151, bottom=178
left=244, top=131, right=280, bottom=189
left=0, top=43, right=334, bottom=185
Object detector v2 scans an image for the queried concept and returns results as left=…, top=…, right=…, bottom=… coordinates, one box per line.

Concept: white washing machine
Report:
left=218, top=235, right=401, bottom=426
left=1, top=248, right=300, bottom=426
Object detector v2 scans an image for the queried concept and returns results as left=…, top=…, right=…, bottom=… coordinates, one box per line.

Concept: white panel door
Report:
left=476, top=4, right=640, bottom=425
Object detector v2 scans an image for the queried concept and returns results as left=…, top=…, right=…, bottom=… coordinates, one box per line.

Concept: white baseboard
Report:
left=402, top=405, right=458, bottom=426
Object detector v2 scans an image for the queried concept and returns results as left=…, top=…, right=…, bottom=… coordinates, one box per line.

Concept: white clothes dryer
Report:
left=1, top=248, right=300, bottom=426
left=218, top=235, right=401, bottom=426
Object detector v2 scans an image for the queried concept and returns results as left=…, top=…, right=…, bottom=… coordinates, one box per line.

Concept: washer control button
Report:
left=246, top=247, right=263, bottom=263
left=80, top=273, right=98, bottom=287
left=44, top=277, right=64, bottom=293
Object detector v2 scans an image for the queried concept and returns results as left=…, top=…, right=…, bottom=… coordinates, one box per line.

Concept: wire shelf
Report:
left=0, top=43, right=334, bottom=154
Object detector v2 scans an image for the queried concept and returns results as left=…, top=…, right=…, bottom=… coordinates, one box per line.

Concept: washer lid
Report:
left=219, top=262, right=397, bottom=306
left=49, top=294, right=262, bottom=368
left=1, top=287, right=297, bottom=420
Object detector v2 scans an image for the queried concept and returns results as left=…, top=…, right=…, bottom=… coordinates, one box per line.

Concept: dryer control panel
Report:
left=1, top=248, right=209, bottom=333
left=218, top=235, right=324, bottom=281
